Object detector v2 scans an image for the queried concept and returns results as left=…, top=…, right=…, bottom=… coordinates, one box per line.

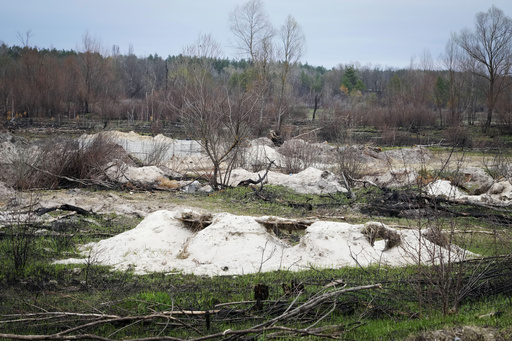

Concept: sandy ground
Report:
left=1, top=130, right=508, bottom=276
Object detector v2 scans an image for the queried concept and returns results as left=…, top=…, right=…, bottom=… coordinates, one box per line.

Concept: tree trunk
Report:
left=484, top=79, right=495, bottom=131
left=312, top=93, right=320, bottom=121
left=484, top=107, right=492, bottom=131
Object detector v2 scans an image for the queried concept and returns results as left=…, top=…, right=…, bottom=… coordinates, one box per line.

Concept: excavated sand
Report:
left=228, top=167, right=347, bottom=194
left=56, top=209, right=474, bottom=276
left=427, top=179, right=512, bottom=205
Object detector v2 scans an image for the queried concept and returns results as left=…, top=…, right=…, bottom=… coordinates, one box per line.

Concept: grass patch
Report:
left=1, top=184, right=512, bottom=339
left=205, top=185, right=351, bottom=217
left=1, top=261, right=511, bottom=340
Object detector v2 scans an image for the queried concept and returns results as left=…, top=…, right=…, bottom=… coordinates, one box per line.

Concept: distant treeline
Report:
left=0, top=42, right=509, bottom=142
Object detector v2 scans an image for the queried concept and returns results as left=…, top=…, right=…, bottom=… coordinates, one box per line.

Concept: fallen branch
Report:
left=0, top=284, right=382, bottom=341
left=34, top=204, right=93, bottom=217
left=237, top=160, right=275, bottom=189
left=24, top=162, right=116, bottom=189
left=291, top=127, right=323, bottom=140
left=341, top=172, right=355, bottom=199
left=241, top=284, right=381, bottom=334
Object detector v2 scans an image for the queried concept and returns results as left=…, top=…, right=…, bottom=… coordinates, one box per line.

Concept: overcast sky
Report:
left=1, top=1, right=511, bottom=69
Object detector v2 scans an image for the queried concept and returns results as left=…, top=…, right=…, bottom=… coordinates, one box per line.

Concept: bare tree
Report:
left=77, top=32, right=106, bottom=114
left=440, top=36, right=470, bottom=127
left=16, top=30, right=33, bottom=48
left=229, top=0, right=275, bottom=133
left=172, top=34, right=256, bottom=189
left=454, top=5, right=512, bottom=130
left=275, top=15, right=306, bottom=135
left=229, top=0, right=274, bottom=62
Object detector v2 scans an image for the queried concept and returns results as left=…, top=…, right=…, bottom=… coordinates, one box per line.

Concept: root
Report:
left=361, top=222, right=401, bottom=251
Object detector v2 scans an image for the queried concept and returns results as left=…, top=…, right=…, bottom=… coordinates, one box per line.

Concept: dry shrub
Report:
left=317, top=111, right=353, bottom=143
left=416, top=168, right=437, bottom=187
left=278, top=139, right=318, bottom=174
left=380, top=126, right=419, bottom=146
left=14, top=133, right=122, bottom=190
left=288, top=106, right=308, bottom=122
left=334, top=146, right=363, bottom=182
left=442, top=126, right=473, bottom=148
left=156, top=177, right=180, bottom=190
left=423, top=226, right=449, bottom=248
left=482, top=147, right=512, bottom=180
left=145, top=140, right=173, bottom=166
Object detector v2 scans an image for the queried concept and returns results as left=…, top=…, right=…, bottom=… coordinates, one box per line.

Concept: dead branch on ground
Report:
left=237, top=160, right=275, bottom=190
left=34, top=204, right=93, bottom=217
left=0, top=284, right=381, bottom=341
left=24, top=162, right=117, bottom=189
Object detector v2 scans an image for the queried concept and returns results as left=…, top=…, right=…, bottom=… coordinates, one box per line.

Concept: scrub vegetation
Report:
left=1, top=182, right=512, bottom=340
left=1, top=1, right=512, bottom=340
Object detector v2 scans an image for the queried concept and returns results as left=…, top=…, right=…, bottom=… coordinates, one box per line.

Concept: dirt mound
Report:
left=229, top=167, right=347, bottom=194
left=56, top=209, right=474, bottom=276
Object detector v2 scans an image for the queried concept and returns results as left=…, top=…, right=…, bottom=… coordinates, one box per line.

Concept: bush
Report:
left=333, top=146, right=363, bottom=183
left=482, top=149, right=512, bottom=180
left=13, top=132, right=122, bottom=190
left=317, top=113, right=352, bottom=143
left=442, top=126, right=473, bottom=148
left=278, top=139, right=318, bottom=174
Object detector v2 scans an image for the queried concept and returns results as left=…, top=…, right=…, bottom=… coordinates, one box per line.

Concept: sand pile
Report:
left=228, top=167, right=347, bottom=194
left=79, top=131, right=202, bottom=162
left=426, top=179, right=466, bottom=199
left=427, top=179, right=512, bottom=205
left=56, top=209, right=473, bottom=276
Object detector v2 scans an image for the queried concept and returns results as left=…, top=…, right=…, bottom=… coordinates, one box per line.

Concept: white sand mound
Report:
left=66, top=210, right=196, bottom=273
left=228, top=167, right=347, bottom=194
left=383, top=147, right=432, bottom=165
left=79, top=131, right=202, bottom=163
left=183, top=213, right=290, bottom=275
left=56, top=209, right=473, bottom=276
left=243, top=144, right=287, bottom=169
left=363, top=168, right=419, bottom=188
left=426, top=180, right=466, bottom=200
left=110, top=165, right=166, bottom=184
left=425, top=179, right=512, bottom=206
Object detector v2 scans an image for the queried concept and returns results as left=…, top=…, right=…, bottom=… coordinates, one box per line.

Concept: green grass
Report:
left=1, top=184, right=512, bottom=340
left=2, top=260, right=511, bottom=339
left=204, top=185, right=351, bottom=217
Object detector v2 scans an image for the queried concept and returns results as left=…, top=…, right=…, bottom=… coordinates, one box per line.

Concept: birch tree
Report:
left=454, top=6, right=512, bottom=130
left=229, top=0, right=274, bottom=132
left=275, top=15, right=305, bottom=135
